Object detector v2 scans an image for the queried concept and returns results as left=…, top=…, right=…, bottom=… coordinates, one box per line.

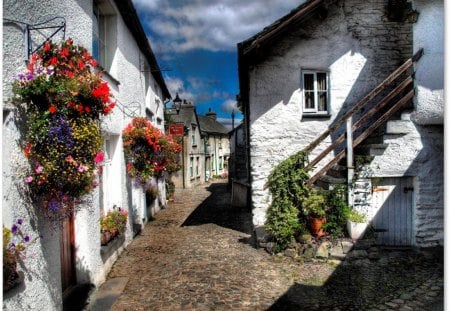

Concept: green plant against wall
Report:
left=265, top=151, right=310, bottom=252
left=322, top=185, right=351, bottom=238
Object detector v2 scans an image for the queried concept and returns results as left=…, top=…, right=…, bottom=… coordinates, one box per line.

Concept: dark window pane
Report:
left=303, top=74, right=314, bottom=91
left=318, top=91, right=327, bottom=111
left=317, top=73, right=327, bottom=91
left=305, top=91, right=315, bottom=109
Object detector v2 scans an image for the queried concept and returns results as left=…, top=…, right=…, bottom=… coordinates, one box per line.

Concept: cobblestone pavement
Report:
left=96, top=181, right=443, bottom=311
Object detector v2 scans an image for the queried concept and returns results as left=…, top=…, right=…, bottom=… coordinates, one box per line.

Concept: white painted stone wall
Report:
left=411, top=0, right=444, bottom=125
left=247, top=0, right=413, bottom=240
left=3, top=0, right=169, bottom=309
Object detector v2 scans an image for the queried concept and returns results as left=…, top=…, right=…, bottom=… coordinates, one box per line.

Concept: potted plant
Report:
left=302, top=190, right=329, bottom=237
left=346, top=209, right=368, bottom=240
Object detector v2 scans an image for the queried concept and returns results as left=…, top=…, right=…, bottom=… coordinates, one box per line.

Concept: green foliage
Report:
left=322, top=185, right=350, bottom=238
left=346, top=209, right=367, bottom=223
left=265, top=151, right=310, bottom=252
left=301, top=189, right=329, bottom=218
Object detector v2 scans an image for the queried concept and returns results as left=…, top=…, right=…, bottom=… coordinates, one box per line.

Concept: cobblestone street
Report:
left=86, top=181, right=443, bottom=311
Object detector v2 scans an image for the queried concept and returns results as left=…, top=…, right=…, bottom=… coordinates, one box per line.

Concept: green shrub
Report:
left=322, top=185, right=350, bottom=238
left=265, top=151, right=310, bottom=252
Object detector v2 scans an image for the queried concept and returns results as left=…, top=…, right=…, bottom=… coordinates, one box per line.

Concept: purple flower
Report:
left=24, top=236, right=30, bottom=243
left=18, top=73, right=25, bottom=79
left=26, top=73, right=35, bottom=81
left=11, top=224, right=18, bottom=234
left=48, top=199, right=61, bottom=213
left=17, top=219, right=23, bottom=225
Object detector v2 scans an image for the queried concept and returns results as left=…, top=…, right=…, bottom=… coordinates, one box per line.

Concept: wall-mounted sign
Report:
left=169, top=123, right=184, bottom=136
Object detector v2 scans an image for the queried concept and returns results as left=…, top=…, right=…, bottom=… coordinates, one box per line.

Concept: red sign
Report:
left=169, top=123, right=184, bottom=136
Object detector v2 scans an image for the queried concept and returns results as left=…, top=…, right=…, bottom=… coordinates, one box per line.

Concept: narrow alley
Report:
left=86, top=181, right=443, bottom=311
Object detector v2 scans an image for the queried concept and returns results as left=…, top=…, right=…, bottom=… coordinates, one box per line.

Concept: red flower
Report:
left=24, top=143, right=32, bottom=158
left=60, top=48, right=69, bottom=58
left=77, top=105, right=84, bottom=113
left=66, top=71, right=75, bottom=78
left=84, top=106, right=91, bottom=113
left=49, top=105, right=57, bottom=114
left=43, top=41, right=51, bottom=52
left=67, top=101, right=76, bottom=108
left=78, top=60, right=85, bottom=70
left=49, top=56, right=58, bottom=65
left=92, top=82, right=110, bottom=102
left=94, top=152, right=104, bottom=164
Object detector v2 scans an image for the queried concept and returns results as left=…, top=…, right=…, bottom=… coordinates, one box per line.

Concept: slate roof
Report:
left=198, top=116, right=229, bottom=135
left=168, top=106, right=197, bottom=127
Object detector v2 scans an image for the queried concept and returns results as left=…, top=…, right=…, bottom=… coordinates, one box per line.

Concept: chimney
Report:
left=206, top=108, right=217, bottom=121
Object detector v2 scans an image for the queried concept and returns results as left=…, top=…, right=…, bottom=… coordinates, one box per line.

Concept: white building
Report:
left=2, top=0, right=170, bottom=309
left=238, top=0, right=443, bottom=248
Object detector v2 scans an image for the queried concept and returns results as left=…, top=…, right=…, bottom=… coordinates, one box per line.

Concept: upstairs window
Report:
left=191, top=125, right=197, bottom=146
left=93, top=0, right=117, bottom=72
left=302, top=70, right=329, bottom=115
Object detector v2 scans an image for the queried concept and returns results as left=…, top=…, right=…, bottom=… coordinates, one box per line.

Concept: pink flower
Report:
left=35, top=165, right=43, bottom=174
left=78, top=165, right=88, bottom=172
left=25, top=176, right=33, bottom=183
left=94, top=152, right=104, bottom=164
left=92, top=180, right=99, bottom=187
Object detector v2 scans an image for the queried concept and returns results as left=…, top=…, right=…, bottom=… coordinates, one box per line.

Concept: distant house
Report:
left=238, top=0, right=443, bottom=247
left=167, top=100, right=205, bottom=189
left=3, top=0, right=170, bottom=309
left=198, top=109, right=230, bottom=180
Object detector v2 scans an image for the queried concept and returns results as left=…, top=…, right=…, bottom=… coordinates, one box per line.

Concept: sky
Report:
left=131, top=0, right=304, bottom=128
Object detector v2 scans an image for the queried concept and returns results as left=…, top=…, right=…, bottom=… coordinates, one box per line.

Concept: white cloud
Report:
left=220, top=99, right=238, bottom=113
left=217, top=117, right=243, bottom=130
left=133, top=0, right=305, bottom=53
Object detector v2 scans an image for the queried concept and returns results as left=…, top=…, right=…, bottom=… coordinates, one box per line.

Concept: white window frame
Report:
left=93, top=0, right=117, bottom=72
left=301, top=70, right=330, bottom=115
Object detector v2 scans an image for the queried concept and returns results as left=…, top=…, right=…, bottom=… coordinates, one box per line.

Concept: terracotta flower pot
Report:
left=101, top=232, right=111, bottom=245
left=309, top=217, right=326, bottom=237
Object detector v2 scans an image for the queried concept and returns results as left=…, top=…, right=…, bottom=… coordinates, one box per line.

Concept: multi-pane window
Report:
left=189, top=157, right=194, bottom=178
left=219, top=156, right=223, bottom=170
left=302, top=71, right=329, bottom=114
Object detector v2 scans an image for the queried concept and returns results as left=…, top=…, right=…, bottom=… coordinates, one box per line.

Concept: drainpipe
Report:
left=182, top=135, right=186, bottom=189
left=346, top=117, right=354, bottom=207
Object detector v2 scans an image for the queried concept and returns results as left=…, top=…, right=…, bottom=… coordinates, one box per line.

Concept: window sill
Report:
left=96, top=66, right=120, bottom=86
left=302, top=113, right=331, bottom=119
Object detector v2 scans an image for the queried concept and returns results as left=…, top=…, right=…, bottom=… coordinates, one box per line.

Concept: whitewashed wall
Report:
left=3, top=0, right=169, bottom=309
left=247, top=0, right=413, bottom=242
left=411, top=0, right=444, bottom=125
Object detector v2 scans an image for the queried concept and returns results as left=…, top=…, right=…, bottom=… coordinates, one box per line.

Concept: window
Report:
left=196, top=157, right=200, bottom=176
left=302, top=70, right=329, bottom=114
left=93, top=0, right=117, bottom=71
left=189, top=157, right=194, bottom=178
left=191, top=125, right=196, bottom=146
left=218, top=138, right=222, bottom=149
left=219, top=156, right=223, bottom=170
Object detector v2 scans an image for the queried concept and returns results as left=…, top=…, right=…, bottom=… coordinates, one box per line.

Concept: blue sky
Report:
left=131, top=0, right=304, bottom=128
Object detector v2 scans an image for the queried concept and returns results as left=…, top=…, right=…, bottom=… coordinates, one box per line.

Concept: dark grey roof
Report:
left=167, top=106, right=197, bottom=127
left=198, top=116, right=229, bottom=135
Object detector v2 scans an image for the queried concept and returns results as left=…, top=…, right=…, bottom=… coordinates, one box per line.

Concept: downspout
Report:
left=182, top=136, right=186, bottom=189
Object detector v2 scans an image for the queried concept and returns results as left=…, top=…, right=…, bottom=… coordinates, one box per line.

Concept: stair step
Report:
left=386, top=119, right=415, bottom=134
left=355, top=143, right=388, bottom=156
left=400, top=110, right=414, bottom=121
left=317, top=174, right=347, bottom=189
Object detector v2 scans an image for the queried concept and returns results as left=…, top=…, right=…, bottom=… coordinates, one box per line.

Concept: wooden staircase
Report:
left=303, top=49, right=423, bottom=189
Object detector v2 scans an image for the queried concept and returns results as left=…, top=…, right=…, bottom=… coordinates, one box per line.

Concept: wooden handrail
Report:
left=304, top=48, right=423, bottom=154
left=304, top=48, right=423, bottom=186
left=307, top=90, right=415, bottom=186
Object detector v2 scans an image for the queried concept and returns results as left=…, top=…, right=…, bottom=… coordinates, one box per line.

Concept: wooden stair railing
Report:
left=304, top=49, right=423, bottom=187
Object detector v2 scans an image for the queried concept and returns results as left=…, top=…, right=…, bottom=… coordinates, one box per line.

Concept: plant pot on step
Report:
left=309, top=217, right=327, bottom=237
left=347, top=221, right=368, bottom=240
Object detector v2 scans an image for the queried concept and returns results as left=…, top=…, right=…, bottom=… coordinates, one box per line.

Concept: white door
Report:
left=371, top=177, right=414, bottom=246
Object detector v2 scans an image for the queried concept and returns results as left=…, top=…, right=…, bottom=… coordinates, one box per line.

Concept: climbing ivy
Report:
left=265, top=150, right=310, bottom=252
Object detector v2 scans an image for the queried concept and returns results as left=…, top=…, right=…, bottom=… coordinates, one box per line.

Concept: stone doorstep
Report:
left=87, top=277, right=129, bottom=311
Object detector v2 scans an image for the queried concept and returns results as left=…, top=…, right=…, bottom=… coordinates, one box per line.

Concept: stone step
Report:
left=385, top=119, right=416, bottom=134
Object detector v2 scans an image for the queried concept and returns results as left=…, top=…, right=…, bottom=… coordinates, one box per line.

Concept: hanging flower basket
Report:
left=122, top=117, right=182, bottom=185
left=12, top=39, right=115, bottom=221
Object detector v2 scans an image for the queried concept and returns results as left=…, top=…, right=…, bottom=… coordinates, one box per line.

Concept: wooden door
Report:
left=60, top=213, right=76, bottom=293
left=372, top=177, right=414, bottom=246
